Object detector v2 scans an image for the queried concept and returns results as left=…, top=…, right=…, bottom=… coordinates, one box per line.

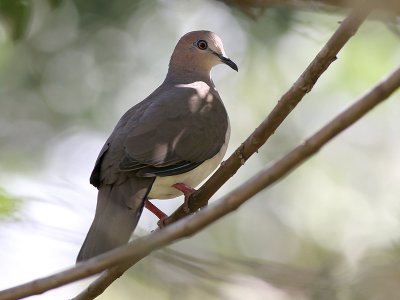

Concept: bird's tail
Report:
left=76, top=178, right=154, bottom=262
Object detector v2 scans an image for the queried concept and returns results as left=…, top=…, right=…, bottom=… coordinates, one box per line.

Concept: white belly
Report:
left=148, top=123, right=230, bottom=199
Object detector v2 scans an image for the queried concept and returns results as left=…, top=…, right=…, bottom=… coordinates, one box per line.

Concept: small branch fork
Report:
left=3, top=7, right=398, bottom=300
left=70, top=66, right=400, bottom=300
left=2, top=62, right=399, bottom=300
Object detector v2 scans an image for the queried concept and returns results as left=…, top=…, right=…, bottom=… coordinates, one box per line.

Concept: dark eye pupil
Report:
left=197, top=40, right=207, bottom=50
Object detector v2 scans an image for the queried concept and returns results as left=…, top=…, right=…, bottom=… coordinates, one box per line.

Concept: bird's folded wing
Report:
left=90, top=83, right=228, bottom=187
left=120, top=84, right=228, bottom=176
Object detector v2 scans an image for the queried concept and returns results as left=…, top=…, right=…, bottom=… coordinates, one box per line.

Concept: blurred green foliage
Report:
left=0, top=0, right=31, bottom=39
left=0, top=1, right=400, bottom=299
left=0, top=186, right=20, bottom=218
left=0, top=0, right=158, bottom=40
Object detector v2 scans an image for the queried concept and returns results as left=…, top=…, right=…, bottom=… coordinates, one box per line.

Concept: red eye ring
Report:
left=196, top=40, right=208, bottom=50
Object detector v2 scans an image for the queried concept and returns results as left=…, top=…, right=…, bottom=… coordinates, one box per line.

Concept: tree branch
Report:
left=160, top=8, right=370, bottom=227
left=0, top=8, right=400, bottom=300
left=1, top=63, right=399, bottom=300
left=72, top=9, right=373, bottom=298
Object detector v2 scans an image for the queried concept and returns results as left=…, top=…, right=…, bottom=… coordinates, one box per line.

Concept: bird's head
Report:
left=168, top=30, right=238, bottom=78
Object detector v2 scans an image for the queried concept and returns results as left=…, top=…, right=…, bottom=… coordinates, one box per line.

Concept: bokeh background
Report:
left=1, top=0, right=400, bottom=299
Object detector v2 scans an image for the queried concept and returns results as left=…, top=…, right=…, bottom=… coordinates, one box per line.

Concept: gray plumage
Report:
left=77, top=31, right=237, bottom=262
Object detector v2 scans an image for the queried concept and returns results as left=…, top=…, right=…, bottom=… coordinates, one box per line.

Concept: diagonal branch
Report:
left=0, top=8, right=373, bottom=300
left=1, top=63, right=399, bottom=300
left=71, top=8, right=373, bottom=300
left=71, top=68, right=400, bottom=300
left=160, top=7, right=370, bottom=227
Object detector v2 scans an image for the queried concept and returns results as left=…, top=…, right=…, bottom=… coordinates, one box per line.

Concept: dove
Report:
left=77, top=30, right=237, bottom=262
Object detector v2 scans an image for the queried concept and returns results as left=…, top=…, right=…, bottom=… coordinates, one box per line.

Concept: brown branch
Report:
left=0, top=9, right=372, bottom=300
left=71, top=10, right=373, bottom=297
left=28, top=9, right=373, bottom=300
left=160, top=8, right=370, bottom=228
left=72, top=263, right=130, bottom=300
left=1, top=63, right=399, bottom=300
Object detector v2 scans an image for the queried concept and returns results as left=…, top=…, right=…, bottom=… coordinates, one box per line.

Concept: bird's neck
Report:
left=165, top=62, right=213, bottom=86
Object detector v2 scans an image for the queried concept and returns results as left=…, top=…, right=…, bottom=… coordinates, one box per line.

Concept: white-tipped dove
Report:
left=77, top=30, right=238, bottom=262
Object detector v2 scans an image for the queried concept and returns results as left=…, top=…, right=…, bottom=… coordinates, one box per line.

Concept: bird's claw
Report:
left=172, top=182, right=196, bottom=213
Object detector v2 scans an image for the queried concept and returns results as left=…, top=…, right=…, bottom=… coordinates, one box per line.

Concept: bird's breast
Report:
left=148, top=122, right=230, bottom=199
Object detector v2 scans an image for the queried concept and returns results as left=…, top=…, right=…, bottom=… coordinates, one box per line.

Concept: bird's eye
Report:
left=196, top=40, right=208, bottom=50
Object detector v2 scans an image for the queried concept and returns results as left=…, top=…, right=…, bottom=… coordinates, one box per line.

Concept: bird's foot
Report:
left=145, top=200, right=167, bottom=220
left=172, top=182, right=197, bottom=213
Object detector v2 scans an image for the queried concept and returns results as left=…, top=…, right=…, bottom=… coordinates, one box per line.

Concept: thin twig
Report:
left=160, top=8, right=370, bottom=227
left=1, top=63, right=399, bottom=300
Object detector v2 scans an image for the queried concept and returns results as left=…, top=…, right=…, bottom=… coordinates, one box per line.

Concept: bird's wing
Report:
left=120, top=82, right=228, bottom=176
left=90, top=82, right=228, bottom=188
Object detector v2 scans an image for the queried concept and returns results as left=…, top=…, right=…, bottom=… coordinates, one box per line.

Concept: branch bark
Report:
left=160, top=8, right=370, bottom=227
left=0, top=9, right=385, bottom=300
left=72, top=67, right=400, bottom=300
left=0, top=8, right=374, bottom=300
left=1, top=63, right=399, bottom=300
left=71, top=10, right=370, bottom=297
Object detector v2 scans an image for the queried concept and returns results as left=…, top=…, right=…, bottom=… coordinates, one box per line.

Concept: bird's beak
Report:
left=212, top=50, right=238, bottom=72
left=220, top=55, right=238, bottom=72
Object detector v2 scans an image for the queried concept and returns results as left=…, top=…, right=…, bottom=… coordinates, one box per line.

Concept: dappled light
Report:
left=0, top=1, right=400, bottom=299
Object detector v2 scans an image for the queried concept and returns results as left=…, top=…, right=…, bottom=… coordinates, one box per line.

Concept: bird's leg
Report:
left=145, top=200, right=167, bottom=220
left=146, top=183, right=196, bottom=228
left=172, top=182, right=196, bottom=213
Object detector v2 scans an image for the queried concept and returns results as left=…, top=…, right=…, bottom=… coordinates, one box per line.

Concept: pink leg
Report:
left=145, top=200, right=167, bottom=220
left=172, top=183, right=197, bottom=212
